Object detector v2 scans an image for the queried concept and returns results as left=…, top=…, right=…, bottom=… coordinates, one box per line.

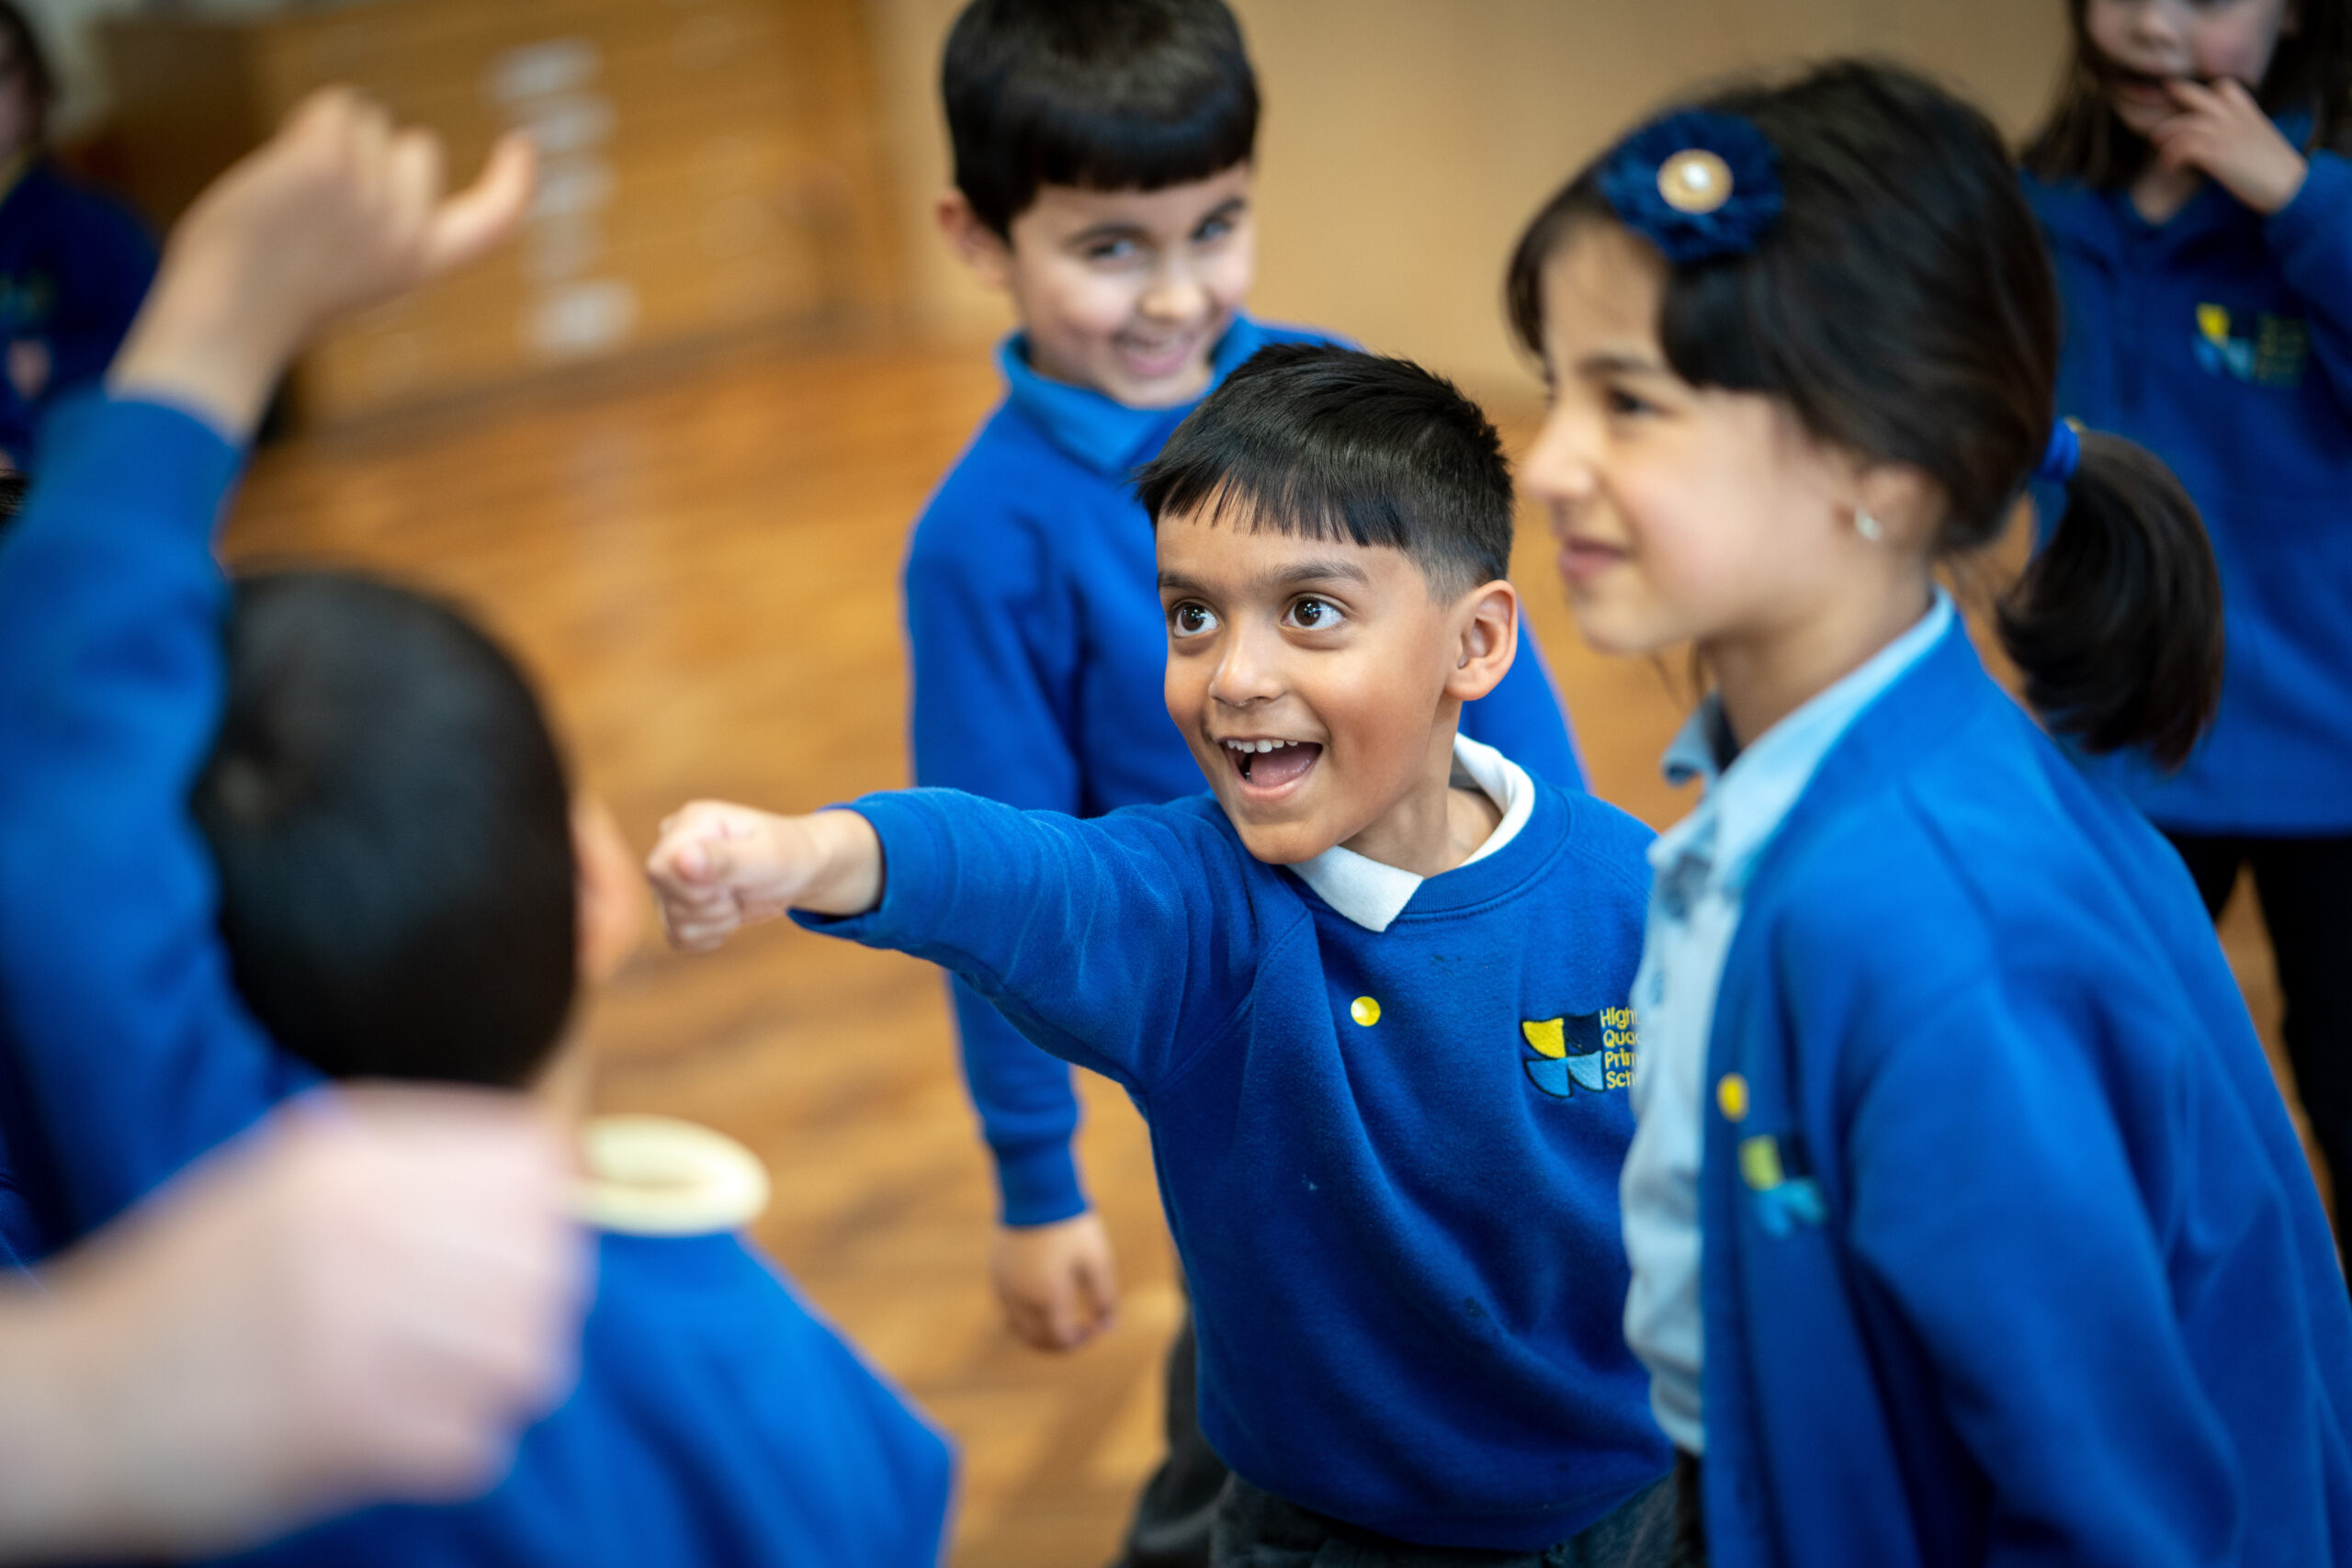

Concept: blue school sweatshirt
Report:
left=2024, top=127, right=2352, bottom=832
left=906, top=314, right=1588, bottom=1225
left=220, top=1230, right=955, bottom=1568
left=0, top=161, right=156, bottom=466
left=1689, top=618, right=2352, bottom=1567
left=0, top=393, right=306, bottom=1267
left=797, top=781, right=1670, bottom=1550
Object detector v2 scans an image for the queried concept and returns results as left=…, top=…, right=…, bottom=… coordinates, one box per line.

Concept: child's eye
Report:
left=1193, top=215, right=1234, bottom=243
left=1170, top=602, right=1219, bottom=637
left=1085, top=237, right=1142, bottom=264
left=1606, top=386, right=1655, bottom=417
left=1285, top=596, right=1343, bottom=630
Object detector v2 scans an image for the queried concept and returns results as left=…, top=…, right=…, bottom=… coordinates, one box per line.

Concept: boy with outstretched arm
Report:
left=916, top=9, right=1584, bottom=1551
left=657, top=344, right=1674, bottom=1565
left=0, top=92, right=954, bottom=1563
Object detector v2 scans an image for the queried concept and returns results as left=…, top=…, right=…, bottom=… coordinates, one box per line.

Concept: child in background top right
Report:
left=2019, top=0, right=2352, bottom=1261
left=1511, top=60, right=2352, bottom=1565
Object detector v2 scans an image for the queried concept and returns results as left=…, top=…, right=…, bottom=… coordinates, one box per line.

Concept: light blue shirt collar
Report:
left=998, top=314, right=1275, bottom=477
left=1650, top=590, right=1954, bottom=895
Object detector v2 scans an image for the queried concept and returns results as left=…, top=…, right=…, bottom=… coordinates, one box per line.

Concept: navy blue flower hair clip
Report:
left=1599, top=109, right=1783, bottom=265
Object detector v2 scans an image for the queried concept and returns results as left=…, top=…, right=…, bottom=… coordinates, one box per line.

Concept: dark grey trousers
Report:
left=1205, top=1464, right=1691, bottom=1568
left=1108, top=1291, right=1228, bottom=1568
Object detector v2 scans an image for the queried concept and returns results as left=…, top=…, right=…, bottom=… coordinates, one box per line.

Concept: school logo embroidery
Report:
left=1521, top=1008, right=1635, bottom=1099
left=2194, top=302, right=2308, bottom=389
left=1739, top=1134, right=1826, bottom=1236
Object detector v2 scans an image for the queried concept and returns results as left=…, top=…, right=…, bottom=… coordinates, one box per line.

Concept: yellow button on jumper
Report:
left=1716, top=1073, right=1750, bottom=1122
left=1350, top=996, right=1381, bottom=1027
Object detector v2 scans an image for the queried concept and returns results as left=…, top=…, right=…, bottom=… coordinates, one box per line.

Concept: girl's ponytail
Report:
left=1996, top=427, right=2222, bottom=769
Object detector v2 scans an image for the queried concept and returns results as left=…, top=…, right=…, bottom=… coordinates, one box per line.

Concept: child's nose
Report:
left=1208, top=627, right=1283, bottom=705
left=1520, top=408, right=1599, bottom=506
left=1140, top=271, right=1210, bottom=325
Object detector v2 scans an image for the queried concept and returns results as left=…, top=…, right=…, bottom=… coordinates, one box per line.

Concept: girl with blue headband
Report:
left=1507, top=61, right=2352, bottom=1567
left=2022, top=0, right=2352, bottom=1287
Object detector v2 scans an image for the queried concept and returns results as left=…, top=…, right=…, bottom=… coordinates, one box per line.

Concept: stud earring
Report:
left=1854, top=509, right=1884, bottom=542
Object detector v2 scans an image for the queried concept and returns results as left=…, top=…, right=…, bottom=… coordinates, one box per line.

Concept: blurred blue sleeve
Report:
left=903, top=496, right=1090, bottom=1225
left=0, top=393, right=311, bottom=1251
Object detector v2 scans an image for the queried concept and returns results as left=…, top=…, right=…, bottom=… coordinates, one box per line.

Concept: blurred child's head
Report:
left=936, top=0, right=1259, bottom=408
left=194, top=570, right=640, bottom=1093
left=1509, top=61, right=2221, bottom=766
left=1135, top=344, right=1521, bottom=865
left=2028, top=0, right=2350, bottom=183
left=0, top=4, right=51, bottom=163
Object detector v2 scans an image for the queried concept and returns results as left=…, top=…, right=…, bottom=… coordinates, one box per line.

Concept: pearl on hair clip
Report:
left=1657, top=149, right=1734, bottom=214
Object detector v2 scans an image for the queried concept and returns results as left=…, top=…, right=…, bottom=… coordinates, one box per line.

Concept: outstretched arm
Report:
left=0, top=92, right=535, bottom=1246
left=649, top=792, right=1267, bottom=1093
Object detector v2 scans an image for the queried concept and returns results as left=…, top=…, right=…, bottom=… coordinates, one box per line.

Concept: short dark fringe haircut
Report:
left=943, top=0, right=1258, bottom=237
left=2024, top=0, right=2352, bottom=185
left=1134, top=343, right=1516, bottom=599
left=194, top=570, right=578, bottom=1090
left=1508, top=60, right=2222, bottom=767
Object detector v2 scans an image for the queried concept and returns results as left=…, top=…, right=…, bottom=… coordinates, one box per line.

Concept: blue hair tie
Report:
left=1599, top=109, right=1783, bottom=265
left=2037, top=419, right=2082, bottom=485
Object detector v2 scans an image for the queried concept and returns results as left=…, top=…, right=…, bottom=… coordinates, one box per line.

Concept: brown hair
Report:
left=0, top=3, right=53, bottom=146
left=2022, top=0, right=2352, bottom=186
left=1508, top=60, right=2222, bottom=766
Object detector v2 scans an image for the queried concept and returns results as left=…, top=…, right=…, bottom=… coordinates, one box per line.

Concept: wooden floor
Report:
left=222, top=342, right=2312, bottom=1567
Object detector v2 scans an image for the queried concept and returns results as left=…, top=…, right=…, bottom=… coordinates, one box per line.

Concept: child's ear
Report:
left=1853, top=461, right=1944, bottom=553
left=934, top=190, right=1013, bottom=292
left=573, top=795, right=647, bottom=986
left=1446, top=580, right=1521, bottom=703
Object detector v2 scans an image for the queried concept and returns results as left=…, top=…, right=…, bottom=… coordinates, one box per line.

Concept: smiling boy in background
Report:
left=910, top=8, right=1583, bottom=1558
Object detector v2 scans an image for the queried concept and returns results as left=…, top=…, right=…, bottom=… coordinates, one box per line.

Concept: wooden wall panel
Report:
left=102, top=0, right=902, bottom=426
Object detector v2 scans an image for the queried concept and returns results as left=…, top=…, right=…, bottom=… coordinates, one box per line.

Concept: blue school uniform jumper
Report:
left=1670, top=615, right=2352, bottom=1567
left=221, top=1229, right=953, bottom=1568
left=2024, top=123, right=2352, bottom=835
left=904, top=313, right=1587, bottom=1229
left=0, top=159, right=155, bottom=465
left=2024, top=118, right=2352, bottom=1265
left=0, top=395, right=956, bottom=1563
left=796, top=755, right=1669, bottom=1552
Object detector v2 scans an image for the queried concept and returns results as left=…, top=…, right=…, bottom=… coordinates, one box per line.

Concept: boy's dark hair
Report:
left=0, top=3, right=54, bottom=145
left=1507, top=60, right=2222, bottom=767
left=943, top=0, right=1258, bottom=237
left=1135, top=343, right=1515, bottom=598
left=2024, top=0, right=2352, bottom=186
left=194, top=570, right=578, bottom=1089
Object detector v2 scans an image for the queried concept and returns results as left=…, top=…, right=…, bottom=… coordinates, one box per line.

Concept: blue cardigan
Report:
left=219, top=1231, right=955, bottom=1568
left=2024, top=134, right=2352, bottom=832
left=801, top=781, right=1668, bottom=1550
left=905, top=314, right=1586, bottom=1224
left=1691, top=620, right=2352, bottom=1566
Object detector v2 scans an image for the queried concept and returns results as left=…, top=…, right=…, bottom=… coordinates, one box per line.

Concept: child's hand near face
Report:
left=108, top=87, right=535, bottom=439
left=646, top=803, right=884, bottom=951
left=991, top=1213, right=1118, bottom=1352
left=2151, top=77, right=2308, bottom=214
